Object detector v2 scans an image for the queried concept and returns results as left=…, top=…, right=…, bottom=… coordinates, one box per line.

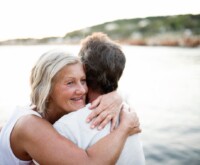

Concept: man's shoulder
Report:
left=54, top=104, right=91, bottom=125
left=53, top=104, right=96, bottom=142
left=73, top=104, right=91, bottom=116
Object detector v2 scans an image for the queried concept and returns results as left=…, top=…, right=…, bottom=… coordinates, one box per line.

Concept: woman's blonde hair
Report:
left=30, top=49, right=81, bottom=113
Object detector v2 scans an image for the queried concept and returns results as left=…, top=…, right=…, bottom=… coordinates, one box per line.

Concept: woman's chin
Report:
left=72, top=103, right=86, bottom=111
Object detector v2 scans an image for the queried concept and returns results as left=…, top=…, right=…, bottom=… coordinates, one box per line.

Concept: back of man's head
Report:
left=78, top=32, right=126, bottom=94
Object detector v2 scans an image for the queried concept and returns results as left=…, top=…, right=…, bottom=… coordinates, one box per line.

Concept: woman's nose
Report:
left=76, top=83, right=87, bottom=94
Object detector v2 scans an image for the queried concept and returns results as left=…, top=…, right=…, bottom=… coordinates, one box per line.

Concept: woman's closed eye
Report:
left=66, top=81, right=74, bottom=86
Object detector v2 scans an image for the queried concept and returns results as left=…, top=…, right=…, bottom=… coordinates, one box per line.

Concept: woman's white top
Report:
left=0, top=106, right=41, bottom=165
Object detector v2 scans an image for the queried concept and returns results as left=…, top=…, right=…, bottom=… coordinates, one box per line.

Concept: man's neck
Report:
left=88, top=89, right=102, bottom=103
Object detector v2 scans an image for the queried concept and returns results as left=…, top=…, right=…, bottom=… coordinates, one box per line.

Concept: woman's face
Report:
left=49, top=62, right=87, bottom=114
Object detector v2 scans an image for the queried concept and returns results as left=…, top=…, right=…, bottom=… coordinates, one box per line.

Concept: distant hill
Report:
left=1, top=14, right=200, bottom=47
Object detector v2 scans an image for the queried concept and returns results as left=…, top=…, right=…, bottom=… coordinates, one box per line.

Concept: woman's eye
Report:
left=81, top=79, right=86, bottom=84
left=67, top=81, right=73, bottom=85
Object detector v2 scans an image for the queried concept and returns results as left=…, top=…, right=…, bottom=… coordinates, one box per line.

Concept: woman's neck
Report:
left=42, top=107, right=66, bottom=124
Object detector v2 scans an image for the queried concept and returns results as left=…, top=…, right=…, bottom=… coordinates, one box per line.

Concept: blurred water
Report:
left=0, top=45, right=200, bottom=165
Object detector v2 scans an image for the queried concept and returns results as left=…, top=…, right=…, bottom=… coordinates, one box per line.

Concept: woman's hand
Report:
left=119, top=106, right=141, bottom=136
left=86, top=91, right=122, bottom=131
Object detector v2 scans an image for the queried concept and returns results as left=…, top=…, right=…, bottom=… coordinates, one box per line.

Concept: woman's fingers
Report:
left=110, top=115, right=118, bottom=132
left=96, top=115, right=112, bottom=130
left=132, top=127, right=142, bottom=134
left=86, top=96, right=103, bottom=123
left=87, top=105, right=121, bottom=129
left=86, top=106, right=104, bottom=123
left=89, top=95, right=102, bottom=109
left=119, top=108, right=141, bottom=135
left=86, top=91, right=122, bottom=128
left=90, top=111, right=108, bottom=129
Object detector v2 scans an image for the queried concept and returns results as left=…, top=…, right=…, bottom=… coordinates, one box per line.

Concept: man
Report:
left=54, top=32, right=145, bottom=164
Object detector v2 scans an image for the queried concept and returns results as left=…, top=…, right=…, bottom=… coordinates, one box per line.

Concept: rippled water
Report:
left=0, top=45, right=200, bottom=165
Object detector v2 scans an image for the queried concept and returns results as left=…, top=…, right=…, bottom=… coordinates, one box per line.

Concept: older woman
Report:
left=0, top=49, right=140, bottom=164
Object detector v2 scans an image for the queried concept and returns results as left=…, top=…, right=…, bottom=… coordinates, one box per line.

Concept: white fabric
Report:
left=54, top=104, right=145, bottom=165
left=0, top=106, right=41, bottom=165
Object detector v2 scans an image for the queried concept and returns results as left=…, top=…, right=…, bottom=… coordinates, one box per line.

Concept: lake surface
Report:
left=0, top=45, right=200, bottom=165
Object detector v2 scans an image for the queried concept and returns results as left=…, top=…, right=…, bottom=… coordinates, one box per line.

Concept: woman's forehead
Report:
left=54, top=63, right=85, bottom=81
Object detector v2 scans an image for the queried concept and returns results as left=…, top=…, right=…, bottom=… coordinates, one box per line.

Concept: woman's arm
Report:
left=86, top=108, right=141, bottom=164
left=13, top=110, right=140, bottom=165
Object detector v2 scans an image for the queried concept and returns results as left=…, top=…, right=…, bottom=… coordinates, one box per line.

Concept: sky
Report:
left=0, top=0, right=199, bottom=41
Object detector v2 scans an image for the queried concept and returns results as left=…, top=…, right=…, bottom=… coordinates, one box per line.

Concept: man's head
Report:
left=78, top=32, right=126, bottom=94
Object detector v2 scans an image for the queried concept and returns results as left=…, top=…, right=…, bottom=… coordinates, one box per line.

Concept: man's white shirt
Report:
left=54, top=104, right=145, bottom=165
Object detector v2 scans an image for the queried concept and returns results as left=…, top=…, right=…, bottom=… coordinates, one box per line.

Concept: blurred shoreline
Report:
left=1, top=14, right=199, bottom=48
left=0, top=36, right=200, bottom=48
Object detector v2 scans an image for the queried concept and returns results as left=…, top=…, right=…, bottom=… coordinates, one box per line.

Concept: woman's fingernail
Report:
left=91, top=125, right=95, bottom=129
left=98, top=126, right=102, bottom=130
left=86, top=118, right=90, bottom=122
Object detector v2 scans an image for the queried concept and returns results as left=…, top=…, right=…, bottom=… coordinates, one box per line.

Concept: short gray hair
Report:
left=30, top=49, right=81, bottom=113
left=79, top=32, right=126, bottom=94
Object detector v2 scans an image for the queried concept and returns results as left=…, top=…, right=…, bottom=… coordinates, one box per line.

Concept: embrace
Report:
left=0, top=32, right=145, bottom=165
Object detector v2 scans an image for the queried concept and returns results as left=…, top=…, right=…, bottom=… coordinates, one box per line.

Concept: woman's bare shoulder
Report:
left=12, top=115, right=72, bottom=162
left=14, top=114, right=54, bottom=139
